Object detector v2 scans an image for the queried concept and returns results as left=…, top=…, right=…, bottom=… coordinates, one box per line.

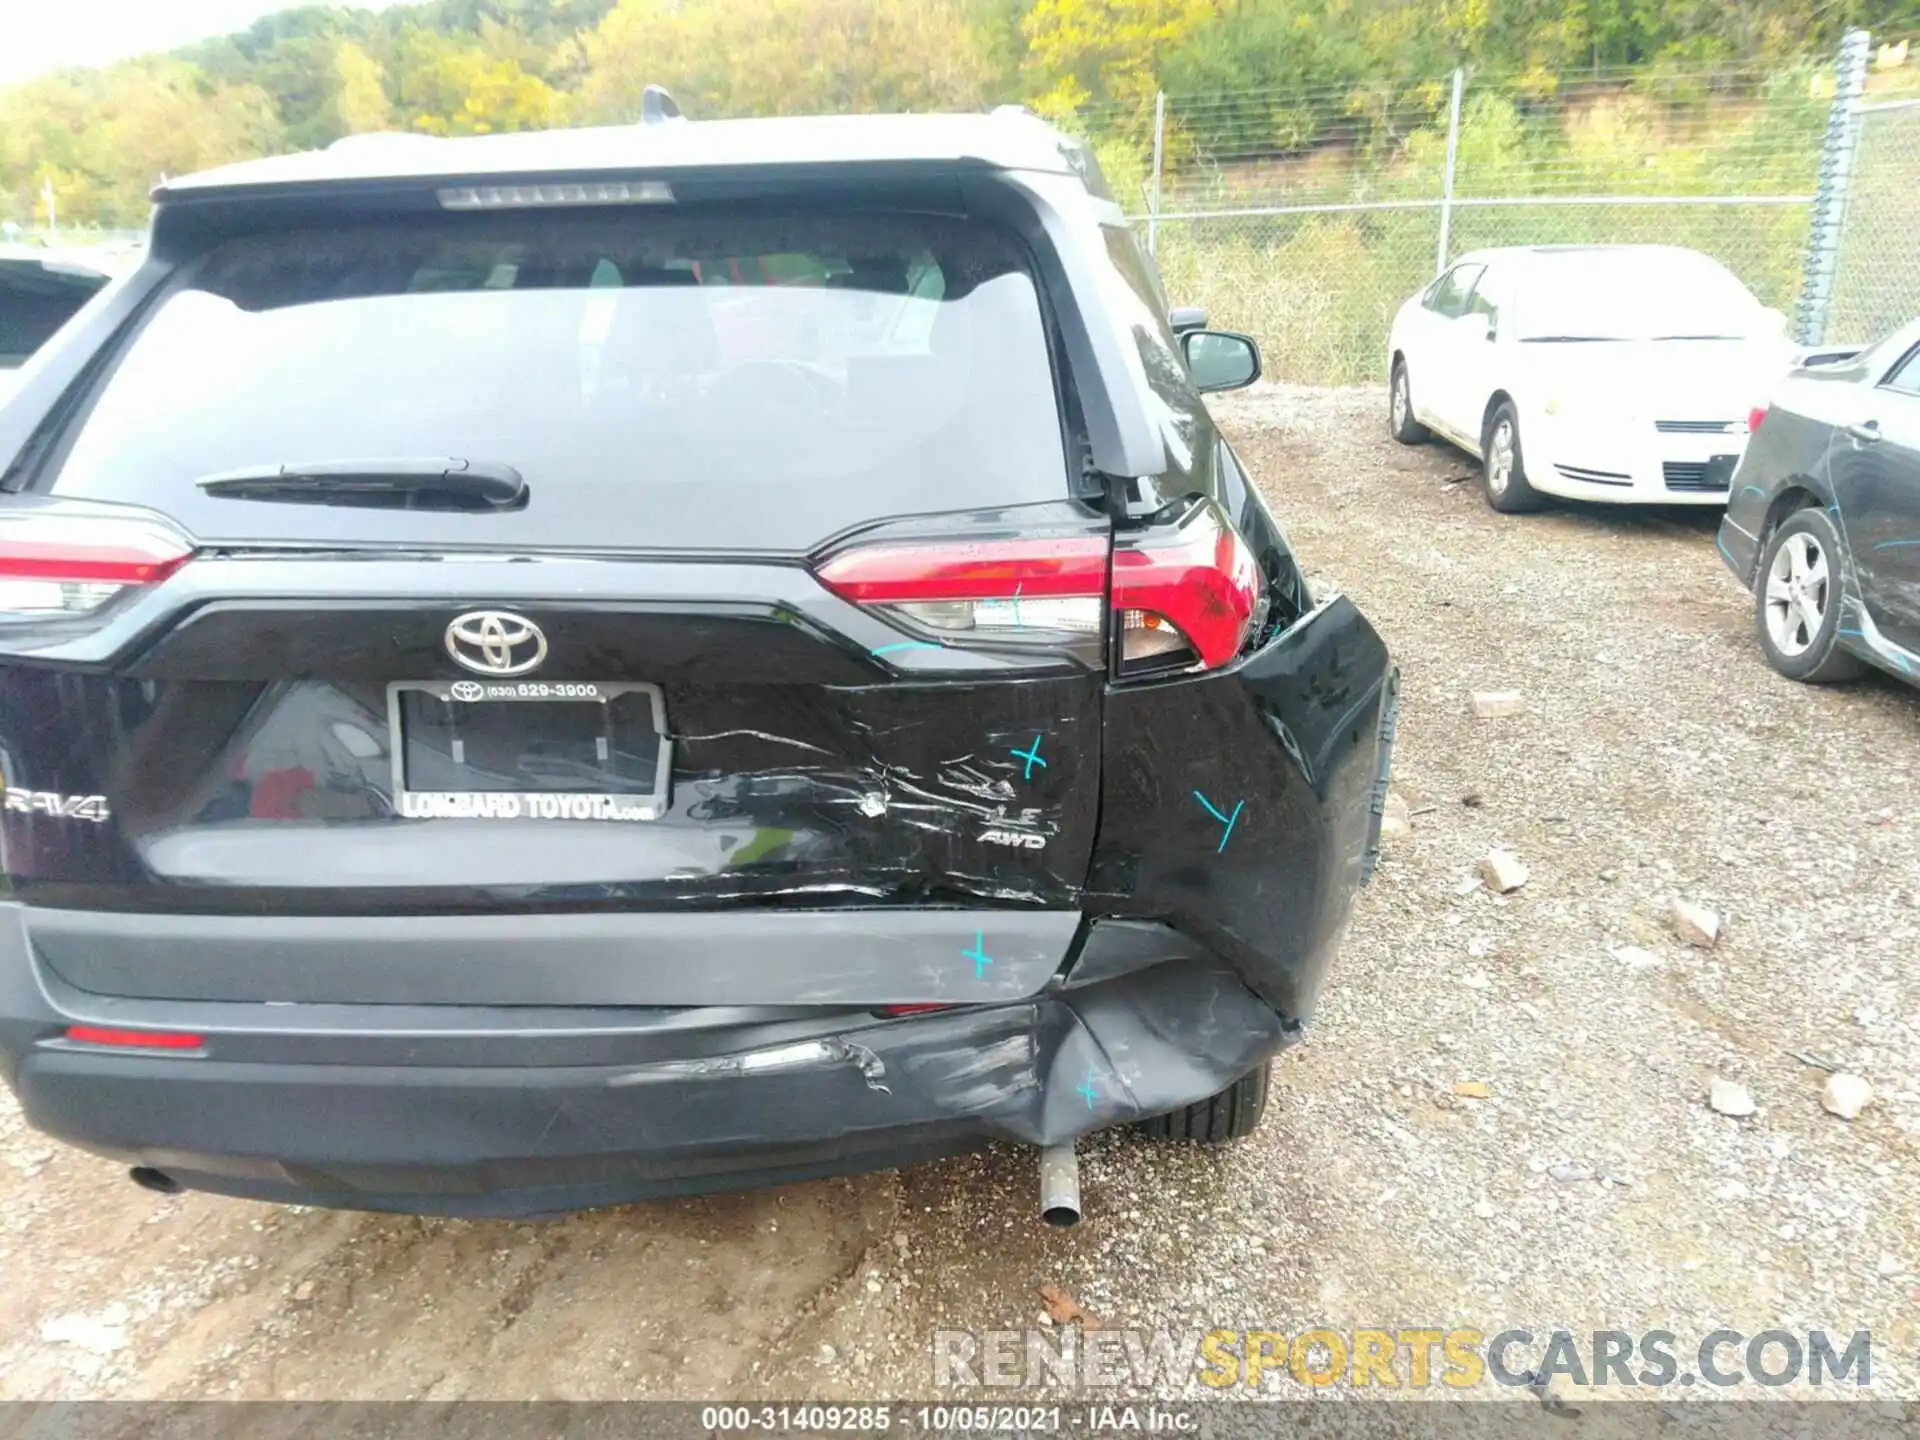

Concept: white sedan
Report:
left=1386, top=245, right=1795, bottom=512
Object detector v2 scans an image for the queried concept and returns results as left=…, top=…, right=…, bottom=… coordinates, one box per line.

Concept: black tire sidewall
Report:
left=1134, top=1061, right=1272, bottom=1144
left=1390, top=361, right=1427, bottom=444
left=1754, top=508, right=1855, bottom=682
left=1481, top=401, right=1539, bottom=513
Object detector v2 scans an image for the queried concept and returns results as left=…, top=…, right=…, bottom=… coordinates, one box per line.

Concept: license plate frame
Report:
left=386, top=679, right=671, bottom=822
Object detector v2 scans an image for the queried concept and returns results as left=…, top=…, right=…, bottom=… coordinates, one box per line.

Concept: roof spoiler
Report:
left=641, top=85, right=686, bottom=126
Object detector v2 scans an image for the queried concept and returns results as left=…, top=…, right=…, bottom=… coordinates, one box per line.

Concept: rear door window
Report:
left=44, top=211, right=1070, bottom=551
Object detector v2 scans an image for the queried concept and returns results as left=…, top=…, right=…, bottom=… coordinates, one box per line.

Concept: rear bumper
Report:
left=0, top=907, right=1291, bottom=1216
left=1716, top=509, right=1764, bottom=587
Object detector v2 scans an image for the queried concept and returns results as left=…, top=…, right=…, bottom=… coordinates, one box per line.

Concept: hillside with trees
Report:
left=1, top=0, right=1913, bottom=228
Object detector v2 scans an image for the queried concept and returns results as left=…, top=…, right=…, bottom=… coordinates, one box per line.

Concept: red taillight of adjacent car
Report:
left=1748, top=406, right=1768, bottom=435
left=0, top=510, right=194, bottom=620
left=816, top=501, right=1259, bottom=675
left=1111, top=498, right=1260, bottom=672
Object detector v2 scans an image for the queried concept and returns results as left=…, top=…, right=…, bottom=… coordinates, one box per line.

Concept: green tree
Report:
left=395, top=26, right=559, bottom=135
left=1021, top=0, right=1221, bottom=119
left=578, top=0, right=995, bottom=121
left=334, top=41, right=396, bottom=133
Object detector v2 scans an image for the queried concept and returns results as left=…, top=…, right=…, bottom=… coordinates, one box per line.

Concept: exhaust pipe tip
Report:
left=129, top=1166, right=181, bottom=1195
left=1038, top=1142, right=1080, bottom=1227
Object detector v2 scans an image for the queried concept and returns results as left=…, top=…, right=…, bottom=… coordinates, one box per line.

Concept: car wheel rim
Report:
left=1488, top=419, right=1514, bottom=495
left=1763, top=531, right=1830, bottom=658
left=1392, top=373, right=1408, bottom=431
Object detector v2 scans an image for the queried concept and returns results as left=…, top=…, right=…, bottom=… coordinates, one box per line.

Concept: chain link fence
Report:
left=1068, top=33, right=1916, bottom=385
left=1827, top=99, right=1920, bottom=345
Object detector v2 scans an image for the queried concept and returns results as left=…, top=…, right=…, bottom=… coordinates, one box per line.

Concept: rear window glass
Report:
left=48, top=211, right=1069, bottom=551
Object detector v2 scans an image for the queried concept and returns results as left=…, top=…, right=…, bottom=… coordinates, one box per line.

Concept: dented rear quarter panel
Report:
left=1088, top=592, right=1393, bottom=1022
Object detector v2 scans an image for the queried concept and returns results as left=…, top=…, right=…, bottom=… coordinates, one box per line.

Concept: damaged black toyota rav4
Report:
left=0, top=106, right=1394, bottom=1220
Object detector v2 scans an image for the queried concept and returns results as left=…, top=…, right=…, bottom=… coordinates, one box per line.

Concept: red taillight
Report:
left=64, top=1025, right=204, bottom=1051
left=815, top=535, right=1109, bottom=654
left=0, top=509, right=193, bottom=619
left=816, top=508, right=1259, bottom=673
left=815, top=537, right=1108, bottom=602
left=1748, top=406, right=1768, bottom=434
left=880, top=1003, right=953, bottom=1017
left=1111, top=499, right=1260, bottom=671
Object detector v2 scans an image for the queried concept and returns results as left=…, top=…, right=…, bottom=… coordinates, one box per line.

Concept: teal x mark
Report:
left=1076, top=1065, right=1099, bottom=1110
left=962, top=929, right=993, bottom=980
left=1011, top=734, right=1047, bottom=782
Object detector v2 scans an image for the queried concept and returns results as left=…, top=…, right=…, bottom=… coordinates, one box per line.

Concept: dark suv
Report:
left=0, top=108, right=1394, bottom=1219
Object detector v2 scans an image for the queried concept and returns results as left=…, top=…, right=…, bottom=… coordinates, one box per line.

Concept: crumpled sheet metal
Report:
left=604, top=944, right=1292, bottom=1148
left=1088, top=592, right=1395, bottom=1023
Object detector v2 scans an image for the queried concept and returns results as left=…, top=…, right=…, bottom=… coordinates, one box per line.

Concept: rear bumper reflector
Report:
left=63, top=1025, right=204, bottom=1051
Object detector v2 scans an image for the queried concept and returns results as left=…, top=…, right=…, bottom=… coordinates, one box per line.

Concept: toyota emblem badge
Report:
left=444, top=610, right=548, bottom=676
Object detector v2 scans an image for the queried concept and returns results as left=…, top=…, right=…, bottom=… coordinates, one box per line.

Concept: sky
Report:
left=1, top=0, right=408, bottom=85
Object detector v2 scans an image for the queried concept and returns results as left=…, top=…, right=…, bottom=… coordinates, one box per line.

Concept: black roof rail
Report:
left=641, top=86, right=685, bottom=125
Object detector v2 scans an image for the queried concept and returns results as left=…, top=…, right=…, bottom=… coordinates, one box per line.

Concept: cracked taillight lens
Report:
left=1111, top=498, right=1260, bottom=673
left=815, top=535, right=1109, bottom=654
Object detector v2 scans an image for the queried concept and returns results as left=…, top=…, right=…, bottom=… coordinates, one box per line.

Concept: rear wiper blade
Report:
left=1519, top=335, right=1622, bottom=343
left=197, top=457, right=527, bottom=511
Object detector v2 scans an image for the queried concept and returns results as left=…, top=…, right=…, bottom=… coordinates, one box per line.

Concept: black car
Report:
left=0, top=108, right=1395, bottom=1220
left=1718, top=316, right=1920, bottom=685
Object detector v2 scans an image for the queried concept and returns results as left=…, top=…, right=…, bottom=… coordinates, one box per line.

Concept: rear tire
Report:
left=1390, top=360, right=1429, bottom=444
left=1481, top=400, right=1543, bottom=514
left=1753, top=507, right=1865, bottom=684
left=1135, top=1062, right=1270, bottom=1144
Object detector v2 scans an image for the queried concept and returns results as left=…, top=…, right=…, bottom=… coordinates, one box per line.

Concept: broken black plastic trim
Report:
left=7, top=945, right=1291, bottom=1216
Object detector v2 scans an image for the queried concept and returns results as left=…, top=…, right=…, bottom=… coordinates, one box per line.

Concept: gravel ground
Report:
left=0, top=385, right=1914, bottom=1408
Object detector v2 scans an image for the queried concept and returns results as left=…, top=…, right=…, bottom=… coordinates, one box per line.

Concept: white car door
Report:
left=1447, top=261, right=1508, bottom=446
left=1414, top=261, right=1486, bottom=441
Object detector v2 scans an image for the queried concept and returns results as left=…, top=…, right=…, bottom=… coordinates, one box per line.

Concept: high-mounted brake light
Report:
left=1111, top=499, right=1260, bottom=672
left=815, top=536, right=1110, bottom=654
left=437, top=180, right=675, bottom=210
left=1748, top=406, right=1768, bottom=434
left=64, top=1025, right=204, bottom=1051
left=0, top=510, right=193, bottom=620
